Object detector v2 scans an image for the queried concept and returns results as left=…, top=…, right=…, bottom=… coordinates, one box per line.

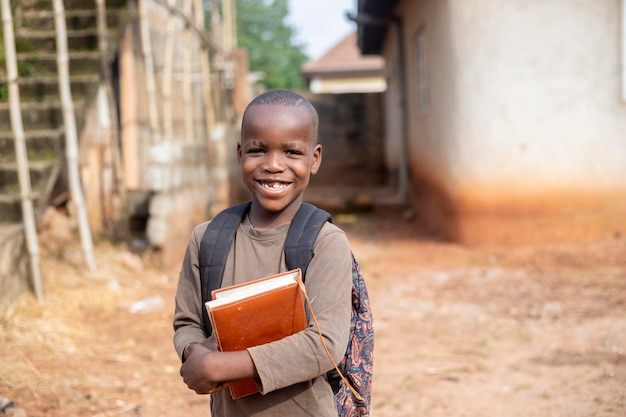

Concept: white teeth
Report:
left=261, top=181, right=287, bottom=190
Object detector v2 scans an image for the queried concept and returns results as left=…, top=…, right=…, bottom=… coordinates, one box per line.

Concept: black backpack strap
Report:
left=199, top=201, right=251, bottom=335
left=284, top=203, right=332, bottom=280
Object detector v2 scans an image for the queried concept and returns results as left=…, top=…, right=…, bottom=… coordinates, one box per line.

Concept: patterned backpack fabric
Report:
left=332, top=255, right=374, bottom=417
left=199, top=202, right=374, bottom=417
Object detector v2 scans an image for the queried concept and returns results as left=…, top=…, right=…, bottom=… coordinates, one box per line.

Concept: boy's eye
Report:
left=247, top=148, right=265, bottom=154
left=285, top=149, right=303, bottom=156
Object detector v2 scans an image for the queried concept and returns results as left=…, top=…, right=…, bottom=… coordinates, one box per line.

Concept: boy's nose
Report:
left=262, top=152, right=284, bottom=172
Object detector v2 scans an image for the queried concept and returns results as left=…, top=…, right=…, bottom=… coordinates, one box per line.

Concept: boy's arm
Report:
left=180, top=342, right=258, bottom=395
left=175, top=223, right=255, bottom=395
left=173, top=223, right=210, bottom=360
left=247, top=224, right=353, bottom=394
left=173, top=222, right=263, bottom=395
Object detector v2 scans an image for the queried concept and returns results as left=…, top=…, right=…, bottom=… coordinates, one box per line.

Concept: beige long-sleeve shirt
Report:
left=173, top=215, right=352, bottom=417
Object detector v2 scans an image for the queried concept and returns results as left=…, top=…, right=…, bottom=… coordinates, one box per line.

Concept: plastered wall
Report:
left=384, top=0, right=626, bottom=243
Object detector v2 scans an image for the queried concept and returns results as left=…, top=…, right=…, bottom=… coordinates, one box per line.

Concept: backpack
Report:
left=199, top=201, right=374, bottom=417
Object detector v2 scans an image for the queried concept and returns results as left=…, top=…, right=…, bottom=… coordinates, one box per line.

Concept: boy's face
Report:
left=238, top=104, right=322, bottom=225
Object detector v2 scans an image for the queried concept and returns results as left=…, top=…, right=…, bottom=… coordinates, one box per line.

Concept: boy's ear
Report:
left=310, top=144, right=322, bottom=175
left=236, top=141, right=243, bottom=163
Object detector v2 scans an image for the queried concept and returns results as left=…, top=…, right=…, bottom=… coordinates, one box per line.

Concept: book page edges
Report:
left=206, top=269, right=301, bottom=308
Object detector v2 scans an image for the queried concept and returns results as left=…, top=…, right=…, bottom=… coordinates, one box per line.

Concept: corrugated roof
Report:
left=301, top=31, right=384, bottom=78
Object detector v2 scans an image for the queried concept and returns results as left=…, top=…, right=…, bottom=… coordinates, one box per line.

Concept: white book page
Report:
left=206, top=270, right=300, bottom=309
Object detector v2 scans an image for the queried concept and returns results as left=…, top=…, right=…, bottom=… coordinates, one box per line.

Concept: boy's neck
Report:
left=248, top=199, right=302, bottom=230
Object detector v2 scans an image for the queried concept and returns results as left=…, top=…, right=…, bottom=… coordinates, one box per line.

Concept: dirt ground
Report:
left=1, top=206, right=625, bottom=417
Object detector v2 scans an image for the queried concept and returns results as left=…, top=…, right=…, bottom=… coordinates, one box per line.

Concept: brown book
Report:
left=205, top=269, right=308, bottom=399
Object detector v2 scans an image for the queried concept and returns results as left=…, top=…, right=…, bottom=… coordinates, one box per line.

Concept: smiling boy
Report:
left=173, top=90, right=353, bottom=416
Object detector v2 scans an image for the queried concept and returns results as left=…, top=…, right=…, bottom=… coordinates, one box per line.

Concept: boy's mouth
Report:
left=259, top=180, right=289, bottom=191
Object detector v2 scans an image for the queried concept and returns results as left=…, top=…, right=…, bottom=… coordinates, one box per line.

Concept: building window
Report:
left=415, top=31, right=429, bottom=112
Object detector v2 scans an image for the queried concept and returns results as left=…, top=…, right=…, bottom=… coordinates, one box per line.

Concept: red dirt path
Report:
left=1, top=206, right=625, bottom=416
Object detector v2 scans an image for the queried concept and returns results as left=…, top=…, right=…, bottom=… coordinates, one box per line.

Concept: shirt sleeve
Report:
left=172, top=222, right=210, bottom=360
left=247, top=223, right=353, bottom=394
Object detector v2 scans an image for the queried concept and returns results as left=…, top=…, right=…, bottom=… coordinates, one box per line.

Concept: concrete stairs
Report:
left=0, top=0, right=128, bottom=305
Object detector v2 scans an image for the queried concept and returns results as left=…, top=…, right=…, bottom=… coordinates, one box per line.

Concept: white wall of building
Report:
left=382, top=0, right=626, bottom=242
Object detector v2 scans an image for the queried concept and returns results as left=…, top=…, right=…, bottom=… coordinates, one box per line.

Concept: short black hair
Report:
left=242, top=90, right=319, bottom=139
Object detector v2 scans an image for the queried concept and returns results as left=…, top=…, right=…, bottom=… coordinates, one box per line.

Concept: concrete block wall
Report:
left=304, top=92, right=388, bottom=188
left=145, top=139, right=212, bottom=270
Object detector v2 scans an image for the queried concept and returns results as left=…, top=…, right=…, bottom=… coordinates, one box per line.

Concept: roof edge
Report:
left=354, top=0, right=400, bottom=55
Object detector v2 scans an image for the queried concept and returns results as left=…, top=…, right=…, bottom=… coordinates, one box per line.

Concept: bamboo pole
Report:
left=194, top=0, right=216, bottom=131
left=222, top=0, right=234, bottom=54
left=161, top=0, right=176, bottom=142
left=182, top=0, right=193, bottom=142
left=95, top=0, right=113, bottom=229
left=153, top=0, right=219, bottom=130
left=209, top=0, right=223, bottom=54
left=53, top=0, right=97, bottom=272
left=221, top=0, right=235, bottom=124
left=207, top=0, right=232, bottom=213
left=153, top=0, right=221, bottom=53
left=96, top=0, right=127, bottom=232
left=209, top=0, right=223, bottom=118
left=1, top=0, right=44, bottom=300
left=139, top=0, right=163, bottom=146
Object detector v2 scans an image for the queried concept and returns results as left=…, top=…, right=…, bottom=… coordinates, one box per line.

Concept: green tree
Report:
left=236, top=0, right=308, bottom=90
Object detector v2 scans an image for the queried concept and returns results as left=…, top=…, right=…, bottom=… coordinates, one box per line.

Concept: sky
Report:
left=286, top=0, right=357, bottom=60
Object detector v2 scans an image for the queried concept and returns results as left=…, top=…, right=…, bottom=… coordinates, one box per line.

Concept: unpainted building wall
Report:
left=383, top=0, right=626, bottom=244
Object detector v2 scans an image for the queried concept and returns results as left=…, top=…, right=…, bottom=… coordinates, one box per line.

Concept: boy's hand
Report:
left=180, top=343, right=224, bottom=394
left=180, top=343, right=258, bottom=395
